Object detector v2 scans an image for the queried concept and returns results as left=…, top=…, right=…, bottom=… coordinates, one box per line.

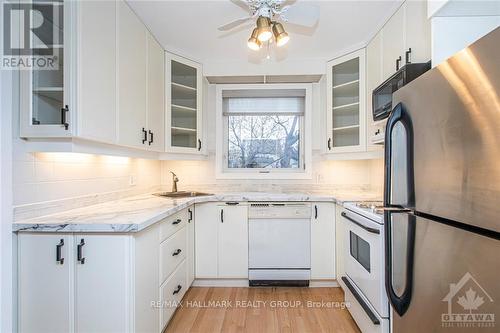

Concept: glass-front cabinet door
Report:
left=165, top=53, right=203, bottom=153
left=20, top=0, right=73, bottom=137
left=326, top=49, right=366, bottom=153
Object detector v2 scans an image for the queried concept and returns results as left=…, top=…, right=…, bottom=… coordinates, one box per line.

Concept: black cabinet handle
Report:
left=225, top=202, right=239, bottom=205
left=405, top=48, right=412, bottom=64
left=148, top=130, right=153, bottom=145
left=314, top=205, right=318, bottom=219
left=327, top=138, right=332, bottom=150
left=172, top=249, right=182, bottom=256
left=220, top=209, right=224, bottom=223
left=188, top=209, right=193, bottom=223
left=61, top=105, right=69, bottom=130
left=173, top=285, right=182, bottom=295
left=172, top=219, right=182, bottom=225
left=56, top=239, right=64, bottom=264
left=77, top=239, right=85, bottom=264
left=142, top=128, right=147, bottom=144
left=396, top=56, right=402, bottom=71
left=198, top=139, right=202, bottom=151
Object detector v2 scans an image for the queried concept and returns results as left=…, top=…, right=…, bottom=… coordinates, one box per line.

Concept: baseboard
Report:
left=192, top=279, right=340, bottom=288
left=192, top=279, right=249, bottom=287
left=309, top=280, right=339, bottom=288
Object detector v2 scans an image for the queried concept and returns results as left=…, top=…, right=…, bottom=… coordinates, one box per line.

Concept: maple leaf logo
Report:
left=457, top=288, right=485, bottom=313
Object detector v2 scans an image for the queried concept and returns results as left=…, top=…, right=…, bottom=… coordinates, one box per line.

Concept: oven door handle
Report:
left=341, top=211, right=380, bottom=234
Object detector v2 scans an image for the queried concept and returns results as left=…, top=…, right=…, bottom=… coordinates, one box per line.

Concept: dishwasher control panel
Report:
left=248, top=202, right=312, bottom=219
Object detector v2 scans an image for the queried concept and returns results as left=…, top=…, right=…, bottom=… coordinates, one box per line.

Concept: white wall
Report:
left=161, top=77, right=384, bottom=192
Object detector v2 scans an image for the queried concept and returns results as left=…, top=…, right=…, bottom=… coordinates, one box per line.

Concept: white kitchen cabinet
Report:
left=195, top=202, right=248, bottom=279
left=381, top=1, right=431, bottom=80
left=18, top=206, right=195, bottom=333
left=146, top=33, right=166, bottom=151
left=187, top=206, right=195, bottom=286
left=404, top=0, right=431, bottom=64
left=118, top=0, right=148, bottom=149
left=74, top=235, right=130, bottom=333
left=20, top=0, right=74, bottom=138
left=335, top=204, right=346, bottom=288
left=18, top=234, right=73, bottom=333
left=365, top=32, right=385, bottom=150
left=310, top=203, right=336, bottom=280
left=166, top=53, right=203, bottom=154
left=218, top=203, right=248, bottom=278
left=326, top=49, right=366, bottom=154
left=381, top=4, right=405, bottom=79
left=194, top=203, right=219, bottom=278
left=76, top=0, right=117, bottom=144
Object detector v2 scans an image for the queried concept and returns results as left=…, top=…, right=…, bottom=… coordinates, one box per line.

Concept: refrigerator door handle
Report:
left=384, top=210, right=416, bottom=317
left=384, top=102, right=415, bottom=209
left=383, top=102, right=416, bottom=317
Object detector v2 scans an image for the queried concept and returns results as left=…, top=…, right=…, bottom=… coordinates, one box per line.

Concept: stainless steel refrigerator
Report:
left=384, top=27, right=500, bottom=333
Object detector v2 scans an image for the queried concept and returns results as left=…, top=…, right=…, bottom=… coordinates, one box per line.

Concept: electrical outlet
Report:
left=129, top=175, right=136, bottom=186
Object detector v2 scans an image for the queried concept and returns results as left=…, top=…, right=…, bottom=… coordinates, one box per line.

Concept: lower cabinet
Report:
left=195, top=202, right=248, bottom=279
left=18, top=206, right=194, bottom=333
left=310, top=203, right=336, bottom=280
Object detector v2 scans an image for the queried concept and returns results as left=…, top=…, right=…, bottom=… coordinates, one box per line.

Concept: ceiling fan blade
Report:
left=280, top=3, right=319, bottom=27
left=218, top=16, right=254, bottom=31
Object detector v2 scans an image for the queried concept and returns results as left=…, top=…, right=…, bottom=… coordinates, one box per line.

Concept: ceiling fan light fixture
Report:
left=247, top=28, right=261, bottom=51
left=256, top=16, right=272, bottom=42
left=272, top=22, right=290, bottom=47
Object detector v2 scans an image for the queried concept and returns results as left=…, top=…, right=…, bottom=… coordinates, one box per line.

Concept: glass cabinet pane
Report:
left=31, top=1, right=65, bottom=126
left=331, top=57, right=360, bottom=148
left=170, top=60, right=197, bottom=149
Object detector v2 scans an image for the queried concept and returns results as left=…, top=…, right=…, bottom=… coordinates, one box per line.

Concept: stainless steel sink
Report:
left=153, top=191, right=213, bottom=198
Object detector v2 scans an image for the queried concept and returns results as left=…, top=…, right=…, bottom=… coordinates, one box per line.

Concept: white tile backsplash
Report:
left=12, top=150, right=161, bottom=207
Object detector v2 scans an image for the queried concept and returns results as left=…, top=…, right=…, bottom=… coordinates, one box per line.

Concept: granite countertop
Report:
left=12, top=191, right=381, bottom=233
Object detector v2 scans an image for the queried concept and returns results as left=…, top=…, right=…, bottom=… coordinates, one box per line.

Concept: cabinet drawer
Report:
left=159, top=209, right=188, bottom=242
left=160, top=259, right=187, bottom=330
left=160, top=227, right=187, bottom=285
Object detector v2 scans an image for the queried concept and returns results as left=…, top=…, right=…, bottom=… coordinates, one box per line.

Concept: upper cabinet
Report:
left=382, top=1, right=431, bottom=79
left=326, top=49, right=366, bottom=154
left=117, top=1, right=148, bottom=149
left=20, top=0, right=73, bottom=138
left=165, top=53, right=203, bottom=154
left=19, top=0, right=167, bottom=156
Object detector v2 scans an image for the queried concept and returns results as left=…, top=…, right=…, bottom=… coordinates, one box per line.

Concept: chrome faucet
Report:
left=170, top=171, right=179, bottom=193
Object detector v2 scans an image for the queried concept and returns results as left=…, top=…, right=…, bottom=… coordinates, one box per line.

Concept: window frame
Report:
left=216, top=83, right=312, bottom=180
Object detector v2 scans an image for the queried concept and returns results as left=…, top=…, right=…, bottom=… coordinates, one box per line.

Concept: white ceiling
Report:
left=128, top=0, right=403, bottom=75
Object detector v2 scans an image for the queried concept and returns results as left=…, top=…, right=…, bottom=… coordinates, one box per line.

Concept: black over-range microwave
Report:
left=372, top=61, right=431, bottom=121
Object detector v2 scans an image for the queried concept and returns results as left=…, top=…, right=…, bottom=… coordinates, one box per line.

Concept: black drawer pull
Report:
left=172, top=249, right=182, bottom=256
left=173, top=285, right=182, bottom=295
left=314, top=205, right=318, bottom=219
left=172, top=219, right=182, bottom=225
left=61, top=105, right=69, bottom=130
left=188, top=209, right=193, bottom=222
left=77, top=238, right=85, bottom=264
left=142, top=128, right=147, bottom=144
left=148, top=130, right=153, bottom=145
left=220, top=209, right=224, bottom=223
left=56, top=239, right=64, bottom=264
left=327, top=138, right=332, bottom=150
left=198, top=139, right=202, bottom=151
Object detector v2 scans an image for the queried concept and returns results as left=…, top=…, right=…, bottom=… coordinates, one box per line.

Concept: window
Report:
left=216, top=84, right=312, bottom=179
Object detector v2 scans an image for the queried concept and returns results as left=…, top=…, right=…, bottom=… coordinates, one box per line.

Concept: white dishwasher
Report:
left=248, top=202, right=311, bottom=286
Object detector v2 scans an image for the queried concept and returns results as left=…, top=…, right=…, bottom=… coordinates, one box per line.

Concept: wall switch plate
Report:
left=129, top=175, right=136, bottom=186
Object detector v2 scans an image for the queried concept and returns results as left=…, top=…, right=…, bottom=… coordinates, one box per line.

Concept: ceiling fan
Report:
left=218, top=0, right=320, bottom=51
